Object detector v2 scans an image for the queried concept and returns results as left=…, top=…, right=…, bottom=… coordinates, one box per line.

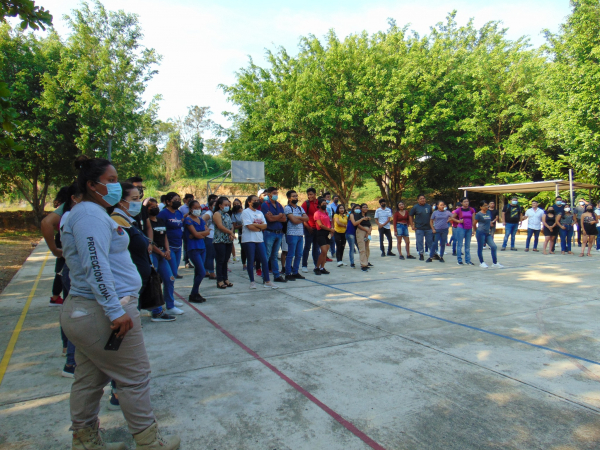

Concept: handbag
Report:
left=138, top=266, right=165, bottom=310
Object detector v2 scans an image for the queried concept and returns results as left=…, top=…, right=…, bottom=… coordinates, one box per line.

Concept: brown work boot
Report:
left=72, top=421, right=127, bottom=450
left=133, top=422, right=180, bottom=450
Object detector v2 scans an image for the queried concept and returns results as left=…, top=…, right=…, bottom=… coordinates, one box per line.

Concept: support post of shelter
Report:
left=569, top=169, right=574, bottom=207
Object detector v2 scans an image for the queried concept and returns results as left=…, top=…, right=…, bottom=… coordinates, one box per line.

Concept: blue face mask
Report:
left=354, top=209, right=361, bottom=214
left=96, top=181, right=122, bottom=206
left=127, top=200, right=142, bottom=216
left=511, top=200, right=518, bottom=205
left=263, top=195, right=269, bottom=201
left=271, top=195, right=278, bottom=201
left=223, top=206, right=230, bottom=213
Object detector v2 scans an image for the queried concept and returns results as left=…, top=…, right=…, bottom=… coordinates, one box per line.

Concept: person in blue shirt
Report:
left=184, top=200, right=210, bottom=303
left=261, top=187, right=287, bottom=282
left=325, top=193, right=338, bottom=259
left=157, top=192, right=184, bottom=278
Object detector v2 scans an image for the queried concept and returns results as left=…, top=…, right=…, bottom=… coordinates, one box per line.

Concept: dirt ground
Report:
left=0, top=231, right=41, bottom=294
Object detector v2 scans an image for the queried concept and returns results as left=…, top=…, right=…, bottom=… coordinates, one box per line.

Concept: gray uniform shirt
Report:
left=61, top=201, right=142, bottom=321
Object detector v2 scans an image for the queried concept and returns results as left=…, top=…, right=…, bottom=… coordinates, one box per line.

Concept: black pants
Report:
left=334, top=232, right=346, bottom=262
left=214, top=243, right=232, bottom=282
left=52, top=257, right=65, bottom=296
left=379, top=228, right=393, bottom=253
left=183, top=238, right=189, bottom=264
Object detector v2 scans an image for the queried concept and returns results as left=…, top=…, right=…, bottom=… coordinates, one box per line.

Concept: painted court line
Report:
left=0, top=251, right=50, bottom=386
left=304, top=277, right=600, bottom=367
left=174, top=291, right=387, bottom=450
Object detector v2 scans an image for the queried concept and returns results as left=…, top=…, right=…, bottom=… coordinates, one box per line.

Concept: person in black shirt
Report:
left=501, top=196, right=523, bottom=251
left=126, top=176, right=153, bottom=253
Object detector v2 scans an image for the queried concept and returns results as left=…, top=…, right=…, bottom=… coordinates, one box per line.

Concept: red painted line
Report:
left=174, top=291, right=387, bottom=450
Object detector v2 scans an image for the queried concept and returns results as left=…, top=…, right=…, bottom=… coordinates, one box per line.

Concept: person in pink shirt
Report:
left=314, top=197, right=334, bottom=275
left=451, top=197, right=476, bottom=266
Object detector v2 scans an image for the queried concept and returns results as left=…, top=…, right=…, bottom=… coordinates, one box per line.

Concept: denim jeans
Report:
left=415, top=229, right=433, bottom=255
left=430, top=233, right=438, bottom=255
left=330, top=231, right=336, bottom=257
left=302, top=227, right=320, bottom=268
left=455, top=227, right=472, bottom=263
left=264, top=231, right=283, bottom=278
left=451, top=227, right=457, bottom=253
left=166, top=246, right=182, bottom=278
left=431, top=229, right=449, bottom=258
left=346, top=233, right=356, bottom=265
left=243, top=242, right=270, bottom=282
left=559, top=225, right=573, bottom=252
left=476, top=230, right=497, bottom=264
left=525, top=228, right=540, bottom=249
left=204, top=237, right=215, bottom=274
left=285, top=235, right=303, bottom=275
left=502, top=223, right=519, bottom=249
left=214, top=243, right=231, bottom=282
left=187, top=248, right=206, bottom=295
left=151, top=252, right=175, bottom=311
left=379, top=228, right=393, bottom=253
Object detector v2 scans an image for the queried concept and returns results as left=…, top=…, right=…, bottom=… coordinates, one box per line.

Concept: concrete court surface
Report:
left=1, top=233, right=600, bottom=450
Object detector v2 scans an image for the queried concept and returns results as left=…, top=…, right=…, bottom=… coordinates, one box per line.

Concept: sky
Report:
left=35, top=0, right=573, bottom=128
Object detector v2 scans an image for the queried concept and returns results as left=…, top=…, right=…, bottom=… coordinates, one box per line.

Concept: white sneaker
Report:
left=173, top=300, right=184, bottom=307
left=301, top=267, right=308, bottom=273
left=480, top=262, right=489, bottom=268
left=337, top=261, right=343, bottom=267
left=492, top=263, right=504, bottom=268
left=263, top=282, right=279, bottom=289
left=249, top=282, right=257, bottom=289
left=166, top=307, right=185, bottom=315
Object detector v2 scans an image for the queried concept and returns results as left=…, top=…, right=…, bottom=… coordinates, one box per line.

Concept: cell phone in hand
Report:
left=104, top=330, right=124, bottom=351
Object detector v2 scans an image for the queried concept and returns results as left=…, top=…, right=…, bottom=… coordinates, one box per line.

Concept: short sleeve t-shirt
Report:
left=284, top=205, right=306, bottom=236
left=409, top=204, right=432, bottom=230
left=241, top=208, right=266, bottom=243
left=150, top=218, right=168, bottom=249
left=475, top=211, right=492, bottom=234
left=183, top=216, right=206, bottom=250
left=502, top=205, right=523, bottom=224
left=202, top=210, right=215, bottom=239
left=314, top=209, right=331, bottom=231
left=333, top=214, right=348, bottom=233
left=525, top=208, right=545, bottom=230
left=261, top=201, right=285, bottom=231
left=352, top=212, right=371, bottom=229
left=453, top=208, right=475, bottom=229
left=157, top=208, right=183, bottom=248
left=374, top=207, right=393, bottom=229
left=431, top=210, right=453, bottom=230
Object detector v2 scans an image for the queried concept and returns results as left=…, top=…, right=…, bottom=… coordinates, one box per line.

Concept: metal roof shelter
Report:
left=458, top=180, right=599, bottom=195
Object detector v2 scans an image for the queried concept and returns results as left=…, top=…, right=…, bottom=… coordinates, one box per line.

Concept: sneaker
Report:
left=326, top=257, right=333, bottom=262
left=285, top=275, right=296, bottom=281
left=399, top=255, right=405, bottom=260
left=320, top=268, right=330, bottom=275
left=337, top=261, right=343, bottom=267
left=387, top=252, right=396, bottom=256
left=165, top=307, right=184, bottom=315
left=368, top=262, right=373, bottom=267
left=466, top=262, right=475, bottom=265
left=249, top=282, right=257, bottom=290
left=361, top=267, right=369, bottom=272
left=452, top=252, right=457, bottom=256
left=301, top=267, right=308, bottom=273
left=446, top=243, right=451, bottom=246
left=492, top=263, right=504, bottom=269
left=419, top=254, right=424, bottom=261
left=457, top=262, right=464, bottom=266
left=108, top=391, right=121, bottom=411
left=256, top=269, right=262, bottom=277
left=273, top=276, right=287, bottom=283
left=351, top=263, right=356, bottom=268
left=480, top=262, right=489, bottom=268
left=432, top=254, right=440, bottom=260
left=425, top=258, right=433, bottom=263
left=151, top=311, right=177, bottom=322
left=188, top=294, right=205, bottom=303
left=510, top=248, right=518, bottom=251
left=175, top=274, right=183, bottom=279
left=313, top=268, right=322, bottom=276
left=439, top=257, right=445, bottom=263
left=263, top=281, right=279, bottom=289
left=501, top=247, right=506, bottom=251
left=292, top=273, right=306, bottom=280
left=62, top=364, right=75, bottom=378
left=173, top=300, right=184, bottom=307
left=407, top=255, right=416, bottom=259
left=381, top=252, right=386, bottom=257
left=49, top=296, right=63, bottom=307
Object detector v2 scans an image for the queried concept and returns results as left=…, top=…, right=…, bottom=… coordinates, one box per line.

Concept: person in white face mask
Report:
left=557, top=203, right=575, bottom=254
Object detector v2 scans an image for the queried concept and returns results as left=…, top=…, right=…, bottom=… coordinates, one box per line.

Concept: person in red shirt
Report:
left=393, top=201, right=415, bottom=260
left=301, top=187, right=321, bottom=272
left=314, top=197, right=334, bottom=274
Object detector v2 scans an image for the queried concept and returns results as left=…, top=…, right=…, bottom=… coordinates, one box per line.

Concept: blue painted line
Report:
left=305, top=276, right=600, bottom=367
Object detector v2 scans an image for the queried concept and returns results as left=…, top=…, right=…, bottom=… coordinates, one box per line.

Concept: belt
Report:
left=266, top=229, right=283, bottom=234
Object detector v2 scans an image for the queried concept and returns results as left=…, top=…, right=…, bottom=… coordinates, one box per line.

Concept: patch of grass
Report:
left=0, top=230, right=42, bottom=239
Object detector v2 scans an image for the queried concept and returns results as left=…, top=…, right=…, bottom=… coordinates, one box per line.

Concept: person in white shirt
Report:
left=241, top=195, right=278, bottom=290
left=374, top=198, right=395, bottom=257
left=525, top=200, right=545, bottom=252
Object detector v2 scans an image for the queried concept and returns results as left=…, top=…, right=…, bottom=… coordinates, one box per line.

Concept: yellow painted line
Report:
left=0, top=251, right=50, bottom=386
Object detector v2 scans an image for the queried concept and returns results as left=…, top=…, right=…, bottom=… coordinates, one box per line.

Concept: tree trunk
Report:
left=107, top=138, right=113, bottom=161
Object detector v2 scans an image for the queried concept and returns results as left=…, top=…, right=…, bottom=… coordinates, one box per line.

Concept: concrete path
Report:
left=1, top=235, right=599, bottom=449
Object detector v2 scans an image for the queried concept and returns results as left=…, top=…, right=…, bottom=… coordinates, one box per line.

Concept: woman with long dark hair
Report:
left=157, top=192, right=184, bottom=279
left=60, top=157, right=179, bottom=449
left=212, top=196, right=235, bottom=288
left=184, top=200, right=210, bottom=302
left=580, top=204, right=598, bottom=257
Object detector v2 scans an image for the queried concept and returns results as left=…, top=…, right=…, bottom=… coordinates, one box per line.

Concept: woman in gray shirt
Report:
left=60, top=157, right=179, bottom=450
left=473, top=200, right=504, bottom=269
